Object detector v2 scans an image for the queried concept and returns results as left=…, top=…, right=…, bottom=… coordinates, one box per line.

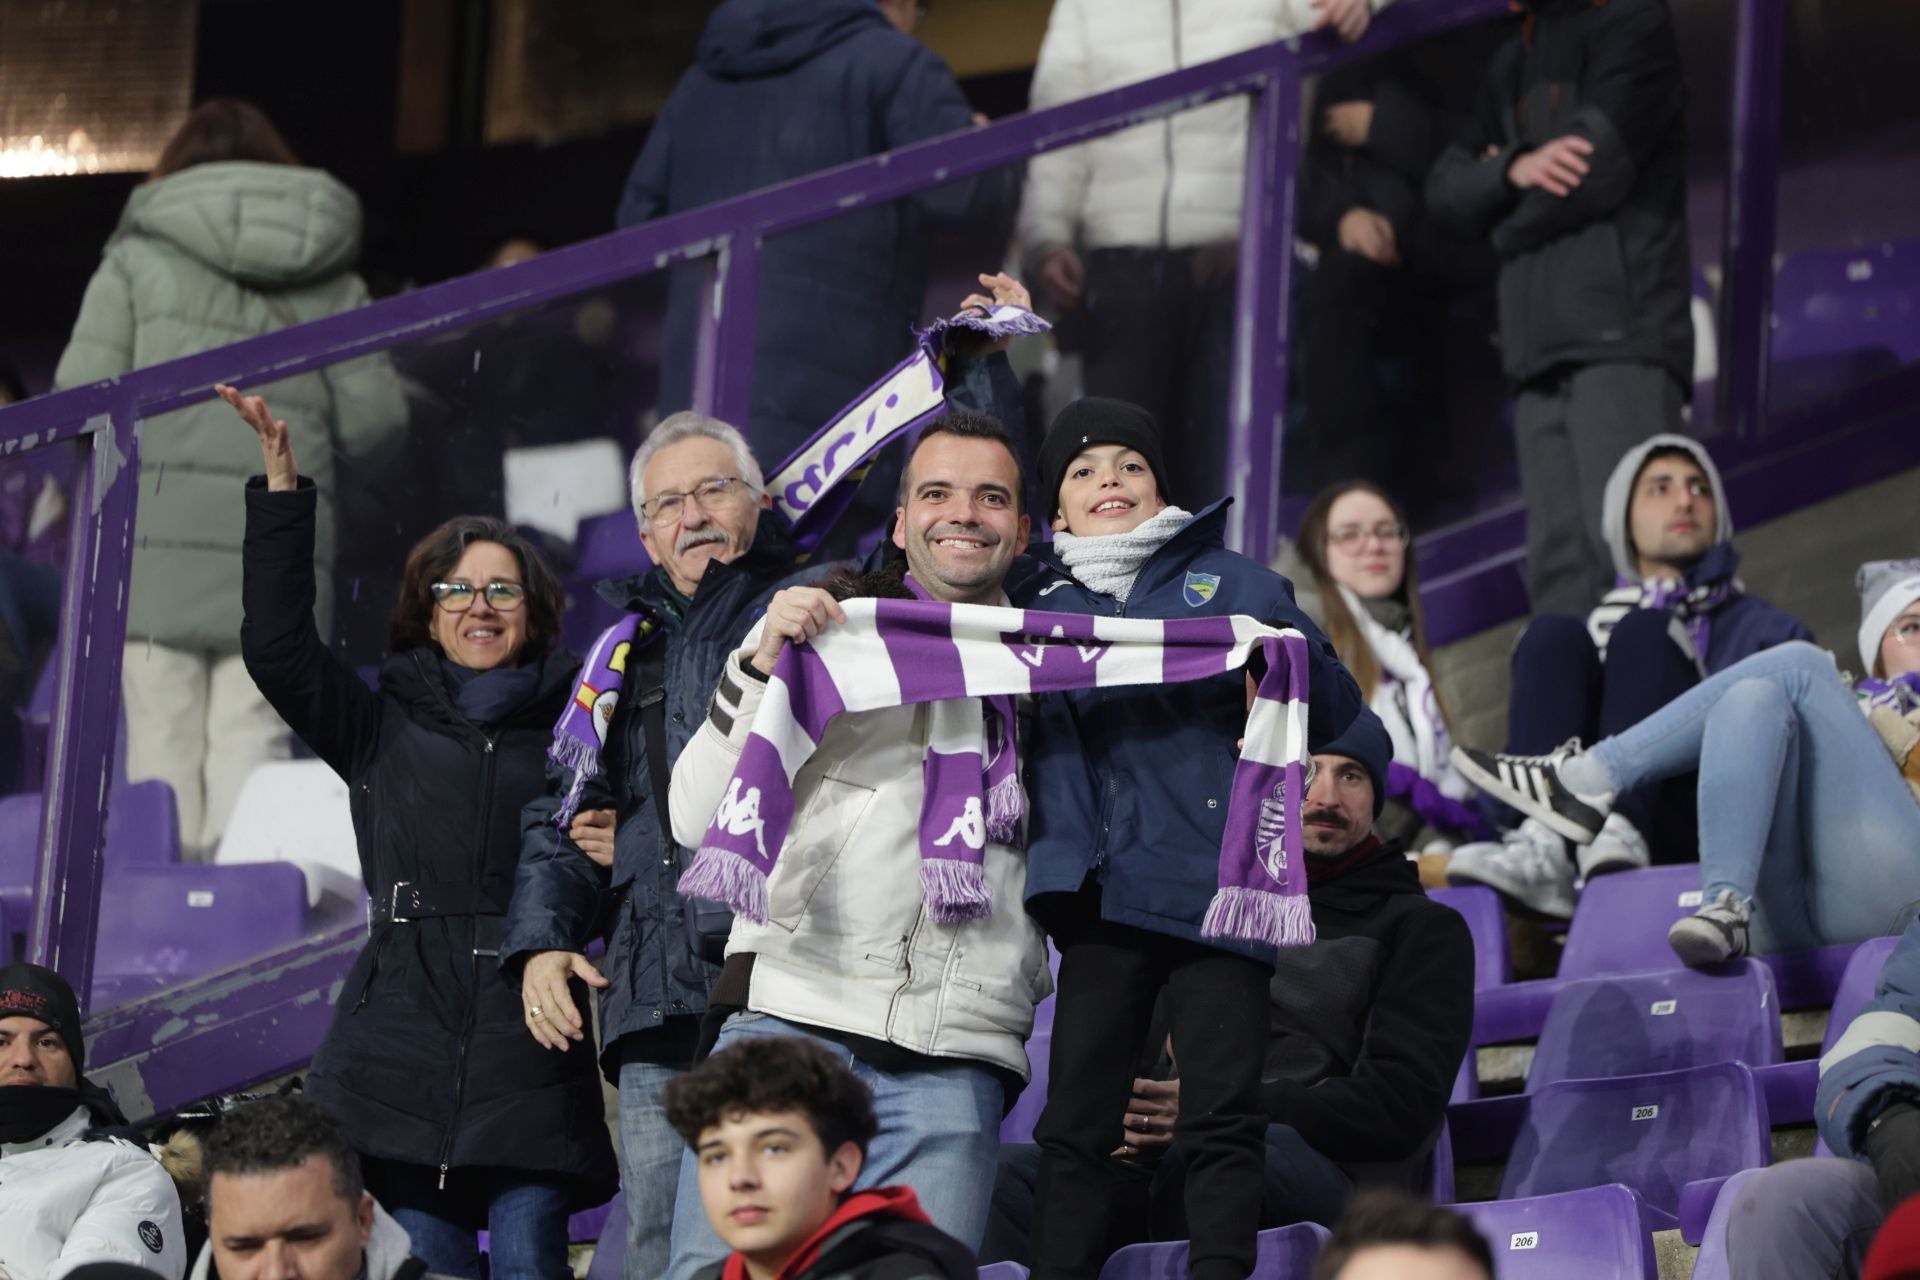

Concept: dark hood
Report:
left=1307, top=837, right=1420, bottom=908
left=697, top=0, right=888, bottom=79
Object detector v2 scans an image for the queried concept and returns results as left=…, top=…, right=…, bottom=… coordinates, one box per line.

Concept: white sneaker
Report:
left=1576, top=811, right=1651, bottom=887
left=1444, top=817, right=1577, bottom=920
left=1668, top=889, right=1753, bottom=967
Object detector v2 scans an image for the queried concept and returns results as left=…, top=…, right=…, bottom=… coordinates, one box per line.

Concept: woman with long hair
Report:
left=1294, top=481, right=1486, bottom=867
left=223, top=385, right=613, bottom=1277
left=54, top=99, right=405, bottom=855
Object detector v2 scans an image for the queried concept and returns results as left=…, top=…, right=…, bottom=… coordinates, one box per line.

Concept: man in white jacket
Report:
left=0, top=964, right=185, bottom=1280
left=662, top=412, right=1051, bottom=1280
left=1017, top=0, right=1385, bottom=505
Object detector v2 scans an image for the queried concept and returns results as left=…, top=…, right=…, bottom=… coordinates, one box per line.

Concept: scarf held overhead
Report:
left=677, top=600, right=1317, bottom=949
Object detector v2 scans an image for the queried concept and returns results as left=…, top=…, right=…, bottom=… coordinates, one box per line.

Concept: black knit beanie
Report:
left=1038, top=397, right=1174, bottom=518
left=0, top=963, right=85, bottom=1071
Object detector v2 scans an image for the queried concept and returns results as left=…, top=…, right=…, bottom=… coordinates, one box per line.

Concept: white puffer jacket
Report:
left=1017, top=0, right=1394, bottom=258
left=0, top=1106, right=186, bottom=1280
left=669, top=630, right=1052, bottom=1079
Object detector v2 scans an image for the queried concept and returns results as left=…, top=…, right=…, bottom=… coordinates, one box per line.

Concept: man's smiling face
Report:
left=892, top=433, right=1029, bottom=604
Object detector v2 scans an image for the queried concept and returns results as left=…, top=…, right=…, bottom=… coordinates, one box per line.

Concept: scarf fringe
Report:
left=548, top=738, right=599, bottom=830
left=985, top=773, right=1024, bottom=846
left=677, top=848, right=770, bottom=925
left=1201, top=886, right=1316, bottom=949
left=924, top=304, right=1053, bottom=344
left=921, top=859, right=993, bottom=924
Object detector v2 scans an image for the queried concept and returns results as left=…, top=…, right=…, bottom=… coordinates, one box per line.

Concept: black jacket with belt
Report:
left=1425, top=0, right=1692, bottom=388
left=240, top=478, right=617, bottom=1207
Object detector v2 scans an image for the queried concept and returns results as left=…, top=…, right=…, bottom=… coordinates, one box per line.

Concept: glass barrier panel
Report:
left=1764, top=4, right=1920, bottom=420
left=89, top=265, right=669, bottom=1018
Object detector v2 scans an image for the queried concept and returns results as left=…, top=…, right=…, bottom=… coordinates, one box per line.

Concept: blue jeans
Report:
left=1589, top=642, right=1920, bottom=952
left=617, top=1059, right=687, bottom=1280
left=663, top=1012, right=1003, bottom=1280
left=377, top=1165, right=572, bottom=1280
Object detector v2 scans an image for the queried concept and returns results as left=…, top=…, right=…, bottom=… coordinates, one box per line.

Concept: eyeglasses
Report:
left=641, top=476, right=750, bottom=527
left=430, top=581, right=527, bottom=612
left=1327, top=521, right=1409, bottom=550
left=1890, top=617, right=1920, bottom=647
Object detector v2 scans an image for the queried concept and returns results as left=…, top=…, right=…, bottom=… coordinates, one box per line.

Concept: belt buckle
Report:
left=388, top=881, right=416, bottom=925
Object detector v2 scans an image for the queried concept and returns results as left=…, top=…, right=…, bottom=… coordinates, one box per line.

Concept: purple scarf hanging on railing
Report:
left=677, top=599, right=1316, bottom=949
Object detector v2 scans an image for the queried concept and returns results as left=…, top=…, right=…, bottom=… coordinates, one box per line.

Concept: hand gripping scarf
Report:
left=676, top=600, right=1318, bottom=949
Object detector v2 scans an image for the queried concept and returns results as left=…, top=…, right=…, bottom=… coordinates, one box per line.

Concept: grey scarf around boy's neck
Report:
left=1053, top=506, right=1195, bottom=602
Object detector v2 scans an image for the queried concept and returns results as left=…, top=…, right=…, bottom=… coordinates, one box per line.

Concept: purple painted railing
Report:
left=0, top=0, right=1904, bottom=1119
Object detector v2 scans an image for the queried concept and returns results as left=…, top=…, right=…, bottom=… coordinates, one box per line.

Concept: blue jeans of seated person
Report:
left=368, top=1159, right=572, bottom=1280
left=982, top=1130, right=1351, bottom=1268
left=1587, top=641, right=1920, bottom=953
left=662, top=1011, right=1003, bottom=1280
left=617, top=1060, right=686, bottom=1280
left=1504, top=609, right=1702, bottom=861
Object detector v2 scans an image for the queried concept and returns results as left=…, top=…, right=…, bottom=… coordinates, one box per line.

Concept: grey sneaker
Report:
left=1445, top=817, right=1576, bottom=920
left=1667, top=890, right=1752, bottom=967
left=1450, top=739, right=1614, bottom=844
left=1577, top=811, right=1651, bottom=887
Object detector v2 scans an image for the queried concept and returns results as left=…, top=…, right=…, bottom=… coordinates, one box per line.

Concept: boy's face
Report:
left=696, top=1107, right=863, bottom=1272
left=1053, top=444, right=1166, bottom=536
left=1627, top=454, right=1716, bottom=578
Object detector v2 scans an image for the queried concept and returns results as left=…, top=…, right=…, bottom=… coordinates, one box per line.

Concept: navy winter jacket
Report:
left=617, top=0, right=1015, bottom=464
left=1011, top=501, right=1382, bottom=961
left=1701, top=593, right=1816, bottom=675
left=501, top=521, right=824, bottom=1078
left=1819, top=916, right=1920, bottom=1159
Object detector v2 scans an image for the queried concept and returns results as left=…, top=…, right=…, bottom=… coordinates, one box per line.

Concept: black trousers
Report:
left=1081, top=247, right=1235, bottom=510
left=1505, top=607, right=1702, bottom=861
left=1029, top=897, right=1272, bottom=1280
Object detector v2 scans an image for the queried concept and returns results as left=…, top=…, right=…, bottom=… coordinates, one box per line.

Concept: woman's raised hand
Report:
left=215, top=383, right=298, bottom=492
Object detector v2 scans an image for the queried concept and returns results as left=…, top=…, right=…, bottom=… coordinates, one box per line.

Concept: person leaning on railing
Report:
left=218, top=384, right=615, bottom=1280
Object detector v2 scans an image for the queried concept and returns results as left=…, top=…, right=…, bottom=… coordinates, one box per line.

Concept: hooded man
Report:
left=0, top=964, right=186, bottom=1280
left=1445, top=434, right=1812, bottom=917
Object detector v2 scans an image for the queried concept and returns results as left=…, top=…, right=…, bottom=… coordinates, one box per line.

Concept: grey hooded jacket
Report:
left=54, top=160, right=406, bottom=650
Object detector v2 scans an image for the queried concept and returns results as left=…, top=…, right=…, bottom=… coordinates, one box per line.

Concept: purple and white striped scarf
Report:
left=549, top=610, right=653, bottom=827
left=1587, top=547, right=1744, bottom=666
left=677, top=600, right=1317, bottom=949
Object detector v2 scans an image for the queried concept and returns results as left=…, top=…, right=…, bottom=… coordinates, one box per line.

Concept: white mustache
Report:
left=676, top=527, right=728, bottom=554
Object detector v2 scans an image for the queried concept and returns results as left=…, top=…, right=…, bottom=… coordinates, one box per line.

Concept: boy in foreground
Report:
left=662, top=1036, right=977, bottom=1280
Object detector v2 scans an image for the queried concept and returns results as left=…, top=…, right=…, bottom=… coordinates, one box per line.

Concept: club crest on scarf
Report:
left=1256, top=780, right=1290, bottom=883
left=1184, top=571, right=1221, bottom=608
left=1002, top=615, right=1112, bottom=672
left=548, top=612, right=656, bottom=828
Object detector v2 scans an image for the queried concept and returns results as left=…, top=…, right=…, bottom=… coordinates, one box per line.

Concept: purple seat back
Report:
left=1773, top=241, right=1920, bottom=363
left=978, top=1265, right=1030, bottom=1279
left=1559, top=866, right=1704, bottom=980
left=584, top=1196, right=628, bottom=1280
left=1096, top=1222, right=1330, bottom=1279
left=1455, top=1184, right=1658, bottom=1278
left=1499, top=1061, right=1769, bottom=1214
left=1429, top=885, right=1511, bottom=990
left=0, top=895, right=11, bottom=963
left=1452, top=1053, right=1479, bottom=1105
left=1685, top=1165, right=1766, bottom=1280
left=1429, top=1119, right=1455, bottom=1204
left=92, top=863, right=309, bottom=999
left=575, top=510, right=647, bottom=582
left=104, top=780, right=180, bottom=866
left=1001, top=1032, right=1049, bottom=1146
left=1527, top=960, right=1782, bottom=1091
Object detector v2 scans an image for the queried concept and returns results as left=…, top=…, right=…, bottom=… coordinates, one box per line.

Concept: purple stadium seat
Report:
left=0, top=895, right=12, bottom=963
left=1454, top=1184, right=1658, bottom=1279
left=583, top=1192, right=627, bottom=1280
left=91, top=862, right=309, bottom=1004
left=1558, top=865, right=1705, bottom=980
left=103, top=779, right=180, bottom=865
left=1429, top=1119, right=1456, bottom=1204
left=979, top=1265, right=1030, bottom=1279
left=1772, top=241, right=1920, bottom=364
left=575, top=510, right=646, bottom=583
left=1526, top=960, right=1782, bottom=1091
left=1001, top=1032, right=1050, bottom=1146
left=1685, top=1165, right=1766, bottom=1280
left=1096, top=1221, right=1329, bottom=1279
left=1429, top=885, right=1511, bottom=990
left=1499, top=1061, right=1770, bottom=1216
left=1809, top=934, right=1902, bottom=1156
left=1452, top=1053, right=1479, bottom=1105
left=0, top=792, right=35, bottom=923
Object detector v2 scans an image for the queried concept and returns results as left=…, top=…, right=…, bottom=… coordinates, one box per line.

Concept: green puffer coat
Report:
left=54, top=160, right=406, bottom=650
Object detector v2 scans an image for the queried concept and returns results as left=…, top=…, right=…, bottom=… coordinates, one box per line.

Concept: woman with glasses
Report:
left=222, top=384, right=615, bottom=1278
left=1293, top=482, right=1486, bottom=879
left=1455, top=560, right=1920, bottom=967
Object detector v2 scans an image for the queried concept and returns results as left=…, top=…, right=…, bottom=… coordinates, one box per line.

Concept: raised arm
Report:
left=226, top=384, right=385, bottom=780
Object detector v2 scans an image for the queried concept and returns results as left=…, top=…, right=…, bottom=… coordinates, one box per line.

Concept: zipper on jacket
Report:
left=411, top=652, right=503, bottom=1190
left=1160, top=0, right=1182, bottom=249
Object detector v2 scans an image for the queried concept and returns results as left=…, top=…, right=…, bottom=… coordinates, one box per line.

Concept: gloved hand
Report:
left=1863, top=1100, right=1920, bottom=1210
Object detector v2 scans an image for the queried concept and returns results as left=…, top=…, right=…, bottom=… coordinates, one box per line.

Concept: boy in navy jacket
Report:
left=1010, top=398, right=1385, bottom=1280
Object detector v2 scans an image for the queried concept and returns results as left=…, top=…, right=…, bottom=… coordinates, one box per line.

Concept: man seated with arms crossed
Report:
left=191, top=1094, right=445, bottom=1280
left=662, top=1035, right=977, bottom=1280
left=0, top=963, right=185, bottom=1280
left=983, top=736, right=1474, bottom=1269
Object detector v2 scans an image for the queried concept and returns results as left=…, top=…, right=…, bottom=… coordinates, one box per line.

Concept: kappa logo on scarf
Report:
left=1183, top=571, right=1221, bottom=608
left=714, top=778, right=769, bottom=856
left=934, top=797, right=987, bottom=851
left=1256, top=780, right=1289, bottom=884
